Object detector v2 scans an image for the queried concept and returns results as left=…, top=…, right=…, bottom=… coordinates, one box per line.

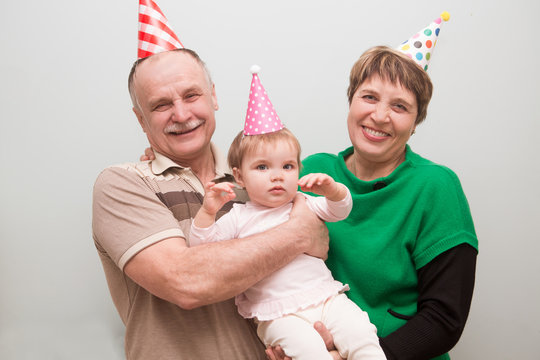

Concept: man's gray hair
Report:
left=127, top=48, right=213, bottom=110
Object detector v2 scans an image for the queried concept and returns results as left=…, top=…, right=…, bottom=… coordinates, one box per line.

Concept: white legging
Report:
left=256, top=293, right=386, bottom=360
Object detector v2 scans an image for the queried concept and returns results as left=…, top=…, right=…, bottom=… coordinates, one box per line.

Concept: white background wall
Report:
left=1, top=0, right=538, bottom=359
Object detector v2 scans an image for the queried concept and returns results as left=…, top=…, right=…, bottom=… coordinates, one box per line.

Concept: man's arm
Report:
left=124, top=194, right=329, bottom=310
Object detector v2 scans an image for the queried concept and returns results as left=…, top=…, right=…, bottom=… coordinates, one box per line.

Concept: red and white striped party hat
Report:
left=244, top=66, right=284, bottom=136
left=138, top=0, right=183, bottom=59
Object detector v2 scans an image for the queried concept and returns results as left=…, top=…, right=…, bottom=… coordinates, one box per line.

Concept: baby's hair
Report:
left=227, top=128, right=302, bottom=170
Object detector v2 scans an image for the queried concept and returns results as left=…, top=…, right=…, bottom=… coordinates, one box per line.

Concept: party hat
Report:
left=396, top=11, right=450, bottom=71
left=243, top=65, right=284, bottom=136
left=138, top=0, right=183, bottom=59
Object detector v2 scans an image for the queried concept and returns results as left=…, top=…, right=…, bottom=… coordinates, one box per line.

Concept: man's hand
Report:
left=288, top=194, right=329, bottom=260
left=265, top=322, right=344, bottom=360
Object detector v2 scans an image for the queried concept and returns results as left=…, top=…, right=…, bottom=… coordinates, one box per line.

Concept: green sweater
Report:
left=301, top=145, right=478, bottom=360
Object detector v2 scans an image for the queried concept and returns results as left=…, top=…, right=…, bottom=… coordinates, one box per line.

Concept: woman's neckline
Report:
left=344, top=149, right=406, bottom=182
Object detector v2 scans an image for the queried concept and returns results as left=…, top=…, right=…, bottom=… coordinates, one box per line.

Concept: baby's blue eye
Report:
left=283, top=164, right=294, bottom=170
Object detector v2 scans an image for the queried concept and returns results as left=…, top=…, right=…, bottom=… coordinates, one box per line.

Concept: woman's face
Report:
left=347, top=75, right=418, bottom=166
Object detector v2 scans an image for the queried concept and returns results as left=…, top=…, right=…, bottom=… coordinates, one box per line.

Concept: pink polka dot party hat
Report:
left=243, top=65, right=284, bottom=136
left=396, top=11, right=450, bottom=71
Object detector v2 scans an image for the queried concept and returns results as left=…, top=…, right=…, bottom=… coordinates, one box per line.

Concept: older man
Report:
left=92, top=48, right=329, bottom=359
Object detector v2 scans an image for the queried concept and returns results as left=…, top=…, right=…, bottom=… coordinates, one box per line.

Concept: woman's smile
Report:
left=362, top=126, right=390, bottom=140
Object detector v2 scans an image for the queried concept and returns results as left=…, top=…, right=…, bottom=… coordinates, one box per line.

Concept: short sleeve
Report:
left=92, top=167, right=184, bottom=270
left=412, top=167, right=478, bottom=269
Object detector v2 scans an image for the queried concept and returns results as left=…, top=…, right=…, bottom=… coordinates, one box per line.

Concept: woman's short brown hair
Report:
left=347, top=46, right=433, bottom=124
left=227, top=128, right=301, bottom=170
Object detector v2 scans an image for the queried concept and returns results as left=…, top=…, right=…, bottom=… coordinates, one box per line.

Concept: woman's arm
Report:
left=379, top=243, right=478, bottom=360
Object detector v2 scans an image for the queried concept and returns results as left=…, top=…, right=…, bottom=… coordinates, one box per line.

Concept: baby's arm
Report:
left=194, top=181, right=237, bottom=228
left=298, top=173, right=348, bottom=202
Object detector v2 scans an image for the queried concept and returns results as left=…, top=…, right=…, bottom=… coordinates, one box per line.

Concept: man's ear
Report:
left=232, top=167, right=244, bottom=187
left=133, top=107, right=147, bottom=133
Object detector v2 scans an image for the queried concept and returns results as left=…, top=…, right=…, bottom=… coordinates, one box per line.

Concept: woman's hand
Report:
left=140, top=147, right=156, bottom=161
left=265, top=345, right=291, bottom=360
left=313, top=321, right=344, bottom=359
left=264, top=321, right=344, bottom=360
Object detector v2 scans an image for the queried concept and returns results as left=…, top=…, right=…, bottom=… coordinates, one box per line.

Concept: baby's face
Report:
left=235, top=139, right=299, bottom=208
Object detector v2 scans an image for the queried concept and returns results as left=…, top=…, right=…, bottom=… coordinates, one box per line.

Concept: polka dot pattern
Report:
left=396, top=12, right=450, bottom=71
left=243, top=70, right=284, bottom=136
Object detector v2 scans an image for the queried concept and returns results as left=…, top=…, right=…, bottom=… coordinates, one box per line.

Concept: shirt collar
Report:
left=150, top=143, right=231, bottom=177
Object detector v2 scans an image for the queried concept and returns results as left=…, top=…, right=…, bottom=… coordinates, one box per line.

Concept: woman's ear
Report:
left=232, top=167, right=244, bottom=187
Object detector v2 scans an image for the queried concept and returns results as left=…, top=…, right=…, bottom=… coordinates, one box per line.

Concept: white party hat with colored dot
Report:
left=396, top=11, right=450, bottom=71
left=243, top=65, right=284, bottom=136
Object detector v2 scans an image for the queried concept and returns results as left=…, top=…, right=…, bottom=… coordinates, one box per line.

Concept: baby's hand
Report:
left=202, top=181, right=237, bottom=215
left=298, top=173, right=346, bottom=202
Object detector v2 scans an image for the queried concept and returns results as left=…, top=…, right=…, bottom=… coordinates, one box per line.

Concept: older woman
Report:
left=286, top=46, right=477, bottom=360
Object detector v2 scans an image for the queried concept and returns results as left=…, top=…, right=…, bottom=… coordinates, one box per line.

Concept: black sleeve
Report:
left=379, top=243, right=477, bottom=360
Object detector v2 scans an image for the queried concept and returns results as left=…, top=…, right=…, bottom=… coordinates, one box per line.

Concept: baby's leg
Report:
left=257, top=308, right=333, bottom=360
left=323, top=293, right=386, bottom=360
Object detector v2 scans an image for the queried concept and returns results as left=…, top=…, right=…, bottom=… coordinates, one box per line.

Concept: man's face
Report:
left=132, top=51, right=218, bottom=165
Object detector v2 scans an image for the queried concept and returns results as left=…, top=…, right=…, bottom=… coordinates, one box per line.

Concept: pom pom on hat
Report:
left=441, top=11, right=450, bottom=21
left=243, top=66, right=284, bottom=136
left=138, top=0, right=183, bottom=59
left=396, top=11, right=450, bottom=71
left=250, top=65, right=261, bottom=74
